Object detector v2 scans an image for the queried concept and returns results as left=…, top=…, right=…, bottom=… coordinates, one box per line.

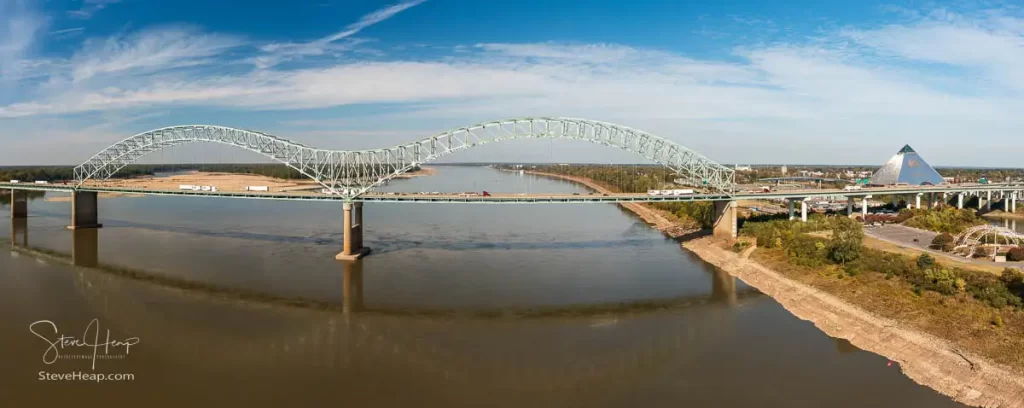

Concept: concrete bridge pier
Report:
left=861, top=195, right=871, bottom=219
left=712, top=200, right=737, bottom=240
left=986, top=191, right=992, bottom=210
left=787, top=200, right=795, bottom=221
left=915, top=194, right=921, bottom=210
left=1011, top=192, right=1018, bottom=213
left=10, top=217, right=27, bottom=248
left=68, top=191, right=102, bottom=229
left=800, top=199, right=808, bottom=222
left=846, top=196, right=854, bottom=217
left=337, top=202, right=371, bottom=261
left=957, top=193, right=964, bottom=209
left=9, top=189, right=28, bottom=219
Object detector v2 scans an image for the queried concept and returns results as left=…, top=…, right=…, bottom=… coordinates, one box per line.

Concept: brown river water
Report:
left=0, top=166, right=964, bottom=407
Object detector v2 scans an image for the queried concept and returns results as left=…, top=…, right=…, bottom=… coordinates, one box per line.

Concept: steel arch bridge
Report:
left=73, top=117, right=735, bottom=198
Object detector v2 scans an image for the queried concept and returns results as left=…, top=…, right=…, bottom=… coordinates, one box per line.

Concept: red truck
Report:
left=482, top=191, right=491, bottom=197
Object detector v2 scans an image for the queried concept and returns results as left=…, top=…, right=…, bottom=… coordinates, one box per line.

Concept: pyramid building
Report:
left=868, top=145, right=946, bottom=186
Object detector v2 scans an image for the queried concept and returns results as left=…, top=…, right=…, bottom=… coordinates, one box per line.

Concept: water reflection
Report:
left=9, top=217, right=26, bottom=248
left=72, top=228, right=98, bottom=267
left=711, top=267, right=737, bottom=306
left=343, top=260, right=364, bottom=314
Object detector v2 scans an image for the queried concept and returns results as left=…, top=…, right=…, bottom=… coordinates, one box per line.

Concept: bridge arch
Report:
left=74, top=118, right=735, bottom=197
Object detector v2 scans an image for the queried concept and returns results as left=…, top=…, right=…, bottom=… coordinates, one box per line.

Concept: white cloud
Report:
left=69, top=26, right=244, bottom=82
left=841, top=9, right=1024, bottom=91
left=252, top=0, right=426, bottom=68
left=4, top=3, right=1024, bottom=166
left=67, top=0, right=121, bottom=20
left=0, top=0, right=48, bottom=82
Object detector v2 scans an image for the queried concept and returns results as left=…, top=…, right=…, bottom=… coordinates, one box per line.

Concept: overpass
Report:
left=4, top=117, right=1022, bottom=260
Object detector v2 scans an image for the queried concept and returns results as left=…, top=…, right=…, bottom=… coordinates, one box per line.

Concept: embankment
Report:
left=521, top=170, right=699, bottom=238
left=685, top=237, right=1024, bottom=408
left=523, top=168, right=1024, bottom=406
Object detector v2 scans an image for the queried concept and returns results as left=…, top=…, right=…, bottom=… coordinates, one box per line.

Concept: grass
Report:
left=751, top=247, right=1024, bottom=372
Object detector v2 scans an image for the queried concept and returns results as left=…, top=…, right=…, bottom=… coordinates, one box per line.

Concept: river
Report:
left=0, top=166, right=963, bottom=407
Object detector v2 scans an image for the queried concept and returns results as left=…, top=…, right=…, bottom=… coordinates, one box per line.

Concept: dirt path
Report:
left=684, top=237, right=1024, bottom=408
left=523, top=170, right=699, bottom=238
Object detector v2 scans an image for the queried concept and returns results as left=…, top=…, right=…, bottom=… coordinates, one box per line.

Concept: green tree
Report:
left=917, top=253, right=936, bottom=270
left=828, top=217, right=863, bottom=264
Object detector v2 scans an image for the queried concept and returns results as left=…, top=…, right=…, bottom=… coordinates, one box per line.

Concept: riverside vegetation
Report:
left=528, top=165, right=715, bottom=228
left=743, top=214, right=1024, bottom=370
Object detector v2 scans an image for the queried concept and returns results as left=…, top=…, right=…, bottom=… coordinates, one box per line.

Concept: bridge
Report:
left=4, top=116, right=1023, bottom=260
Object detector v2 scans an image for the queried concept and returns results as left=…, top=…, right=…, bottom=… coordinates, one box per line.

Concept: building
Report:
left=780, top=165, right=787, bottom=175
left=868, top=145, right=945, bottom=186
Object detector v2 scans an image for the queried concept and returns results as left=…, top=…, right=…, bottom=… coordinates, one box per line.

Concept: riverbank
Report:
left=522, top=169, right=1024, bottom=406
left=521, top=170, right=700, bottom=238
left=685, top=236, right=1024, bottom=407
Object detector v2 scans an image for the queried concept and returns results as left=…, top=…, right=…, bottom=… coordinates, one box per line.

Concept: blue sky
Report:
left=1, top=0, right=1023, bottom=166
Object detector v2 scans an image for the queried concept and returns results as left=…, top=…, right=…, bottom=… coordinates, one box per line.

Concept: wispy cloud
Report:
left=0, top=0, right=48, bottom=82
left=252, top=0, right=427, bottom=68
left=67, top=0, right=121, bottom=20
left=68, top=25, right=245, bottom=82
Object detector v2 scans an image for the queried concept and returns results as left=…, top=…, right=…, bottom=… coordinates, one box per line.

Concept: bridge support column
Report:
left=1012, top=192, right=1018, bottom=213
left=800, top=199, right=808, bottom=222
left=68, top=191, right=102, bottom=229
left=862, top=196, right=870, bottom=219
left=927, top=193, right=934, bottom=210
left=336, top=202, right=371, bottom=261
left=957, top=193, right=964, bottom=209
left=787, top=200, right=795, bottom=221
left=846, top=196, right=854, bottom=217
left=10, top=217, right=27, bottom=248
left=10, top=189, right=28, bottom=219
left=712, top=201, right=737, bottom=240
left=986, top=191, right=992, bottom=210
left=915, top=194, right=921, bottom=210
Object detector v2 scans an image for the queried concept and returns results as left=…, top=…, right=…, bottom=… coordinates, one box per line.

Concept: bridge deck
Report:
left=0, top=182, right=1019, bottom=203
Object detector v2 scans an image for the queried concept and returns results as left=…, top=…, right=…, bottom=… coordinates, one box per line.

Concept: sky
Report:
left=1, top=0, right=1023, bottom=166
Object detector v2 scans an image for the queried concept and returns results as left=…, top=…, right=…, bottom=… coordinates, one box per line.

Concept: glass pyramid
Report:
left=868, top=145, right=945, bottom=186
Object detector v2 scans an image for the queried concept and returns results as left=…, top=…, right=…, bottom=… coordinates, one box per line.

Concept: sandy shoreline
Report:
left=685, top=237, right=1024, bottom=407
left=77, top=168, right=437, bottom=193
left=523, top=169, right=1024, bottom=406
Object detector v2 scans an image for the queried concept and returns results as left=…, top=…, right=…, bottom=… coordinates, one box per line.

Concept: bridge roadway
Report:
left=8, top=181, right=1020, bottom=260
left=1, top=182, right=1019, bottom=203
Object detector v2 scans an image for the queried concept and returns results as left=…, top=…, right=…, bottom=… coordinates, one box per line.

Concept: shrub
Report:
left=1008, top=247, right=1024, bottom=262
left=973, top=246, right=992, bottom=259
left=931, top=233, right=954, bottom=252
left=916, top=253, right=936, bottom=270
left=903, top=207, right=985, bottom=234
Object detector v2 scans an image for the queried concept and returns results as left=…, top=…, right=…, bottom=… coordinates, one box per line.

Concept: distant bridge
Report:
left=5, top=117, right=1024, bottom=260
left=71, top=118, right=736, bottom=198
